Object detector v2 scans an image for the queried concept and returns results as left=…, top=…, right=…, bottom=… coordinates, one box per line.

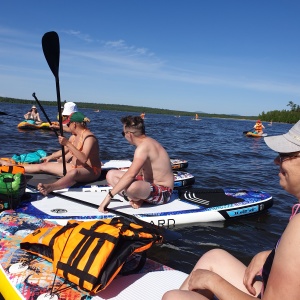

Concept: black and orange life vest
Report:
left=20, top=217, right=163, bottom=294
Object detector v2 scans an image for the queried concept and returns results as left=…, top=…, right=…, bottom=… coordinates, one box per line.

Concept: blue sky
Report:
left=1, top=1, right=300, bottom=116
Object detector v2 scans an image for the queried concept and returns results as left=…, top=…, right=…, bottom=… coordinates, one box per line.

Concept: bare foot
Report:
left=129, top=199, right=144, bottom=209
left=37, top=183, right=53, bottom=196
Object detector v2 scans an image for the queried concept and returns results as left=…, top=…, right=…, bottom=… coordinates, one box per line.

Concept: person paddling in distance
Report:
left=23, top=112, right=101, bottom=195
left=24, top=105, right=42, bottom=124
left=162, top=121, right=300, bottom=300
left=253, top=119, right=265, bottom=135
left=98, top=115, right=174, bottom=212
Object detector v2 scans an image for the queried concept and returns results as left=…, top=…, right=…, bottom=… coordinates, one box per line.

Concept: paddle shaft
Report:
left=42, top=31, right=66, bottom=175
left=0, top=112, right=20, bottom=119
left=32, top=93, right=59, bottom=137
left=26, top=184, right=181, bottom=241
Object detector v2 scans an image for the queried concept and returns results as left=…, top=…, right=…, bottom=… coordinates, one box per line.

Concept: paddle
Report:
left=42, top=31, right=66, bottom=175
left=32, top=92, right=59, bottom=137
left=26, top=184, right=181, bottom=242
left=0, top=111, right=20, bottom=119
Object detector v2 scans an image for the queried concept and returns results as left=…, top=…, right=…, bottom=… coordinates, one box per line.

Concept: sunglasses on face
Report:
left=67, top=122, right=73, bottom=127
left=121, top=131, right=137, bottom=137
left=276, top=152, right=300, bottom=163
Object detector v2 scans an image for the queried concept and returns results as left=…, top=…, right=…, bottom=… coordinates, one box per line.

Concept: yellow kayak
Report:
left=17, top=121, right=58, bottom=130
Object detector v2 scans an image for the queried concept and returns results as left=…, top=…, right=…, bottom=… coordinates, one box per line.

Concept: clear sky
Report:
left=1, top=1, right=300, bottom=116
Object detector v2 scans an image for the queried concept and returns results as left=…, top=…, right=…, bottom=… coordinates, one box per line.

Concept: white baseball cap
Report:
left=62, top=102, right=78, bottom=116
left=264, top=121, right=300, bottom=153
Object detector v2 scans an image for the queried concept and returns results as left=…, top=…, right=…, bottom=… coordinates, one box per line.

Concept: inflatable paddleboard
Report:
left=19, top=186, right=273, bottom=227
left=0, top=211, right=187, bottom=300
left=101, top=160, right=194, bottom=187
left=102, top=158, right=189, bottom=171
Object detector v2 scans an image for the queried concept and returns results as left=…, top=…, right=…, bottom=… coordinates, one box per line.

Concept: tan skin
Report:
left=162, top=153, right=300, bottom=300
left=22, top=121, right=101, bottom=195
left=98, top=125, right=174, bottom=212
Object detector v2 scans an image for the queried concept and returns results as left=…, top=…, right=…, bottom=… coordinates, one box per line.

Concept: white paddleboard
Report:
left=21, top=186, right=273, bottom=226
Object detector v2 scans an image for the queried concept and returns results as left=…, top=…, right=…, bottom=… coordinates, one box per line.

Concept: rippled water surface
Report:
left=0, top=102, right=295, bottom=273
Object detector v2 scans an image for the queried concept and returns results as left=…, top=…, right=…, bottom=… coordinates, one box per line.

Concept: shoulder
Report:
left=276, top=213, right=300, bottom=260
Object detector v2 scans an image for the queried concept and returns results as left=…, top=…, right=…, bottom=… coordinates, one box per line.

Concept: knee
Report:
left=106, top=170, right=120, bottom=186
left=161, top=290, right=176, bottom=300
left=195, top=249, right=228, bottom=270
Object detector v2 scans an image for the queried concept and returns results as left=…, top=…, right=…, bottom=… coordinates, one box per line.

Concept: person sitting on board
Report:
left=98, top=115, right=174, bottom=211
left=51, top=101, right=78, bottom=133
left=24, top=105, right=42, bottom=124
left=23, top=112, right=101, bottom=195
left=162, top=120, right=300, bottom=300
left=253, top=119, right=265, bottom=135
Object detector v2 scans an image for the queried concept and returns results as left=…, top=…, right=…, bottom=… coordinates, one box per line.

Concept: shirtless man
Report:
left=24, top=112, right=101, bottom=195
left=98, top=115, right=174, bottom=212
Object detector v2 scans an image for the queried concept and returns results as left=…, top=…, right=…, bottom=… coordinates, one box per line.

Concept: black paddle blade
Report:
left=42, top=31, right=60, bottom=78
left=0, top=112, right=8, bottom=115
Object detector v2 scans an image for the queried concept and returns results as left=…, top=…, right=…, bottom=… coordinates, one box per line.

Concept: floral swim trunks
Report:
left=146, top=184, right=173, bottom=205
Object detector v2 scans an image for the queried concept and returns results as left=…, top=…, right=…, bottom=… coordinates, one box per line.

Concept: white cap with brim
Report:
left=264, top=120, right=300, bottom=153
left=62, top=102, right=78, bottom=116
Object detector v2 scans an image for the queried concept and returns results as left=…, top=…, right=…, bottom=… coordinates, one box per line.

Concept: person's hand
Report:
left=188, top=269, right=216, bottom=291
left=243, top=250, right=271, bottom=295
left=58, top=136, right=69, bottom=146
left=98, top=194, right=111, bottom=213
left=40, top=157, right=49, bottom=163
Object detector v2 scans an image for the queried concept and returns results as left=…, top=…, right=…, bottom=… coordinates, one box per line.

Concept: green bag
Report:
left=0, top=172, right=26, bottom=211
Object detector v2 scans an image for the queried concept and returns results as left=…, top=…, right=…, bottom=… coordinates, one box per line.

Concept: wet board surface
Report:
left=0, top=211, right=187, bottom=300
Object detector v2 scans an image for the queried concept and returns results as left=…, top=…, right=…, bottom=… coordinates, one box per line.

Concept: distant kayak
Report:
left=17, top=120, right=58, bottom=130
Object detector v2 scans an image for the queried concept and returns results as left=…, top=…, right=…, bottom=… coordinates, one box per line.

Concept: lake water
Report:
left=0, top=102, right=295, bottom=274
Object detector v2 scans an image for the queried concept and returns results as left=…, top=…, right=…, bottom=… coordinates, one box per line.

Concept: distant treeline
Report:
left=0, top=96, right=260, bottom=120
left=258, top=101, right=300, bottom=124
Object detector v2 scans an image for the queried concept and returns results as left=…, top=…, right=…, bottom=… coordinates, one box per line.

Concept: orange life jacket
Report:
left=0, top=165, right=25, bottom=174
left=255, top=123, right=263, bottom=132
left=20, top=217, right=163, bottom=294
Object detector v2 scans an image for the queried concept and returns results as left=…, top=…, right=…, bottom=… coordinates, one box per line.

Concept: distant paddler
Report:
left=253, top=119, right=265, bottom=135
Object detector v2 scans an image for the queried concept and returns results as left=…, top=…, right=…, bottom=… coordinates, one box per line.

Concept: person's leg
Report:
left=162, top=290, right=210, bottom=300
left=24, top=162, right=71, bottom=176
left=181, top=249, right=262, bottom=295
left=163, top=249, right=262, bottom=300
left=106, top=169, right=126, bottom=187
left=37, top=167, right=100, bottom=195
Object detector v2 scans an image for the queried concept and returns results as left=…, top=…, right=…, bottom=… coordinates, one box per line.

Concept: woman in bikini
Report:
left=162, top=121, right=300, bottom=300
left=24, top=105, right=42, bottom=124
left=23, top=112, right=101, bottom=195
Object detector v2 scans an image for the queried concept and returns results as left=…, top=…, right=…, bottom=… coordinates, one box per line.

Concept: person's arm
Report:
left=262, top=214, right=300, bottom=299
left=40, top=148, right=65, bottom=162
left=36, top=113, right=42, bottom=122
left=99, top=145, right=147, bottom=212
left=188, top=269, right=255, bottom=300
left=24, top=111, right=31, bottom=119
left=243, top=250, right=272, bottom=295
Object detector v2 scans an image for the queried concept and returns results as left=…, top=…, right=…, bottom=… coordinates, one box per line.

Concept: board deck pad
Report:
left=0, top=211, right=187, bottom=300
left=179, top=188, right=242, bottom=207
